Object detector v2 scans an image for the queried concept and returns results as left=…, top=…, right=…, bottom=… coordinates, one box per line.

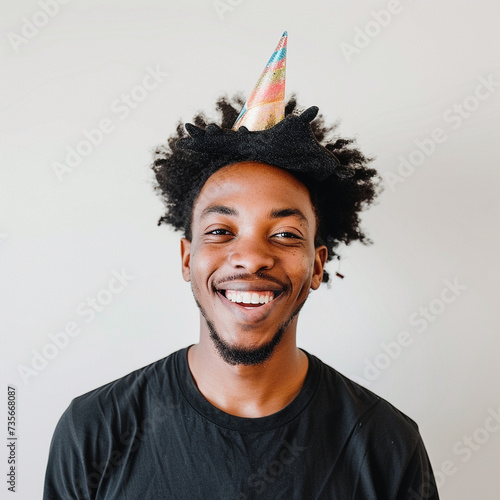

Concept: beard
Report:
left=193, top=292, right=305, bottom=366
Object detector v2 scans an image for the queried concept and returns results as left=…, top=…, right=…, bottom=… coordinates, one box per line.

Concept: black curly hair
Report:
left=151, top=95, right=381, bottom=282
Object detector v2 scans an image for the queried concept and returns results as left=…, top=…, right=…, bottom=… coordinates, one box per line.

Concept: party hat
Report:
left=232, top=31, right=287, bottom=131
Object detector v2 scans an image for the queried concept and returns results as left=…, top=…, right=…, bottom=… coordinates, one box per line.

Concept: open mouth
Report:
left=218, top=289, right=283, bottom=307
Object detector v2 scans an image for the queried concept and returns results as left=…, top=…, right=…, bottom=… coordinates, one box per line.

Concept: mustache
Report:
left=213, top=271, right=289, bottom=291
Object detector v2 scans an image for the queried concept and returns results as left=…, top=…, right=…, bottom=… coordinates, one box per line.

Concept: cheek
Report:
left=289, top=251, right=316, bottom=286
left=190, top=245, right=224, bottom=287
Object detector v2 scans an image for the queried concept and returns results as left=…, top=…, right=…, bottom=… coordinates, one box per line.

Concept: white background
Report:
left=1, top=0, right=499, bottom=498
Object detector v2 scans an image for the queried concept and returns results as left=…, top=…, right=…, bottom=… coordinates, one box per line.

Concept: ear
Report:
left=180, top=238, right=192, bottom=282
left=311, top=245, right=328, bottom=290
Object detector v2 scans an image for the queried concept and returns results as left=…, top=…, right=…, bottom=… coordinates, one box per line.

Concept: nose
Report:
left=227, top=237, right=275, bottom=274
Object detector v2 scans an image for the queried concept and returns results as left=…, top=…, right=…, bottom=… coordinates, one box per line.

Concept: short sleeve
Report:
left=396, top=436, right=439, bottom=499
left=43, top=402, right=91, bottom=500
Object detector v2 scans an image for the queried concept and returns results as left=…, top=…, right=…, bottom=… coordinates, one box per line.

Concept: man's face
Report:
left=181, top=161, right=327, bottom=365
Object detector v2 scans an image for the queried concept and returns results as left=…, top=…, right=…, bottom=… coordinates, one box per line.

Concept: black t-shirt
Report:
left=44, top=347, right=439, bottom=499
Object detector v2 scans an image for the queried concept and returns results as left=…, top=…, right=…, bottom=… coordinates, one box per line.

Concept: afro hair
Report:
left=151, top=95, right=382, bottom=282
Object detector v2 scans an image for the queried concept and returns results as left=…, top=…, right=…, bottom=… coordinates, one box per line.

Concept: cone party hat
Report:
left=232, top=31, right=287, bottom=131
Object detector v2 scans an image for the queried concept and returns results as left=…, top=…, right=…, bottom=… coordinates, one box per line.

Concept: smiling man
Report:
left=183, top=161, right=325, bottom=418
left=44, top=33, right=439, bottom=499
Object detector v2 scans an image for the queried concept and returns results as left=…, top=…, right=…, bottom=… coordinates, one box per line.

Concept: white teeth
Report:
left=223, top=290, right=276, bottom=305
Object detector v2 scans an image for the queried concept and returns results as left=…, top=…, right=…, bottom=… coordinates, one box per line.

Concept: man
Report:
left=44, top=33, right=439, bottom=499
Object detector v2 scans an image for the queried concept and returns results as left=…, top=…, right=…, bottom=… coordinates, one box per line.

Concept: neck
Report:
left=187, top=322, right=308, bottom=418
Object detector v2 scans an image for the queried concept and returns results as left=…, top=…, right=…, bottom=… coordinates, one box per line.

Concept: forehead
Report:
left=192, top=162, right=315, bottom=219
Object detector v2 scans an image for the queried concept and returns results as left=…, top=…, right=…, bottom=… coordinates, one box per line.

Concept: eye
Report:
left=205, top=228, right=234, bottom=236
left=273, top=231, right=303, bottom=240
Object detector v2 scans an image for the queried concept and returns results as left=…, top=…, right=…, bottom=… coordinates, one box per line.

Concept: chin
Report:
left=208, top=321, right=285, bottom=366
left=194, top=290, right=305, bottom=365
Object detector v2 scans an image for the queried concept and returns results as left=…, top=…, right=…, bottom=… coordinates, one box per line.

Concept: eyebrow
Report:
left=270, top=208, right=309, bottom=225
left=201, top=205, right=309, bottom=226
left=200, top=205, right=238, bottom=219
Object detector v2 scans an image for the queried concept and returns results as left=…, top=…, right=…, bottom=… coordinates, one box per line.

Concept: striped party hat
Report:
left=233, top=31, right=287, bottom=131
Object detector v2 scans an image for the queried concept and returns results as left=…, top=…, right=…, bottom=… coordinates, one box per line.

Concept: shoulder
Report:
left=59, top=348, right=184, bottom=440
left=44, top=349, right=187, bottom=497
left=44, top=349, right=185, bottom=498
left=308, top=354, right=438, bottom=497
left=310, top=352, right=421, bottom=447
